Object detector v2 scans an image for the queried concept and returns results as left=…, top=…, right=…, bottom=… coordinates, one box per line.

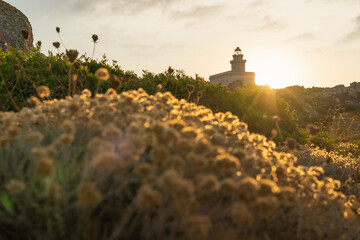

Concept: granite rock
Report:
left=317, top=83, right=360, bottom=99
left=0, top=0, right=33, bottom=52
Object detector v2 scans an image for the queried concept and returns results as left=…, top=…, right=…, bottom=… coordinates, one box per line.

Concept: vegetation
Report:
left=0, top=47, right=303, bottom=144
left=0, top=39, right=360, bottom=239
left=1, top=88, right=359, bottom=240
left=1, top=46, right=359, bottom=157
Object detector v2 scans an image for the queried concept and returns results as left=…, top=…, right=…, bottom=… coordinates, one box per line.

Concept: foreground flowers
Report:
left=0, top=88, right=359, bottom=239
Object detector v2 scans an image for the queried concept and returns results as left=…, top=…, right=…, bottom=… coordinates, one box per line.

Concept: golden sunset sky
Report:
left=9, top=0, right=360, bottom=88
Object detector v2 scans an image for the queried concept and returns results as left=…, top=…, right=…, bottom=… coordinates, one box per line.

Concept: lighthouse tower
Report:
left=209, top=47, right=255, bottom=87
left=231, top=47, right=246, bottom=72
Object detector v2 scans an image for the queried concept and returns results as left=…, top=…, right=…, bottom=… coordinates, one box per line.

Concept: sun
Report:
left=252, top=53, right=300, bottom=89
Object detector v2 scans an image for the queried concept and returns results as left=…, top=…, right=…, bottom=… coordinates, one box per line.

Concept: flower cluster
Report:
left=0, top=89, right=359, bottom=239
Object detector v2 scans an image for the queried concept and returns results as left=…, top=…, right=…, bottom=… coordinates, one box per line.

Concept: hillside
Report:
left=1, top=47, right=360, bottom=239
left=277, top=85, right=360, bottom=154
left=1, top=47, right=359, bottom=156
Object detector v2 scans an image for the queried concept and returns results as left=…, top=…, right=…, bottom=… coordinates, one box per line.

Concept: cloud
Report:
left=342, top=15, right=360, bottom=43
left=170, top=4, right=224, bottom=21
left=69, top=0, right=188, bottom=15
left=303, top=48, right=325, bottom=54
left=67, top=0, right=223, bottom=23
left=288, top=32, right=315, bottom=42
left=119, top=41, right=184, bottom=55
left=305, top=0, right=360, bottom=3
left=325, top=0, right=359, bottom=2
left=257, top=15, right=285, bottom=30
left=335, top=49, right=360, bottom=55
left=248, top=0, right=269, bottom=8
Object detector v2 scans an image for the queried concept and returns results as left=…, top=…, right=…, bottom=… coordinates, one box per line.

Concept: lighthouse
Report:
left=209, top=47, right=255, bottom=87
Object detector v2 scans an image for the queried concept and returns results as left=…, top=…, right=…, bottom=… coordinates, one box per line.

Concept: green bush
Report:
left=2, top=47, right=357, bottom=155
left=0, top=48, right=303, bottom=146
left=311, top=131, right=340, bottom=152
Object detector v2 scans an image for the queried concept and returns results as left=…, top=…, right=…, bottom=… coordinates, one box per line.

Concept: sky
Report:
left=7, top=0, right=360, bottom=88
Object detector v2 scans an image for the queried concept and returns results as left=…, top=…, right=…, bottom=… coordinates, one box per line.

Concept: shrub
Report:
left=0, top=89, right=358, bottom=239
left=0, top=48, right=306, bottom=146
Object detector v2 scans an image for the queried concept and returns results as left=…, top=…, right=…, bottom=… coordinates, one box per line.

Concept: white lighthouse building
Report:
left=209, top=47, right=255, bottom=87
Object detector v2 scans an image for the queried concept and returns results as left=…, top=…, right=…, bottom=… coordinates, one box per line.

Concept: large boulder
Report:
left=348, top=87, right=358, bottom=98
left=317, top=83, right=360, bottom=99
left=0, top=0, right=33, bottom=52
left=350, top=82, right=360, bottom=93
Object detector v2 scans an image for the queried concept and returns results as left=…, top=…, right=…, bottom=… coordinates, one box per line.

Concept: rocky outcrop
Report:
left=317, top=82, right=360, bottom=100
left=350, top=82, right=360, bottom=94
left=0, top=0, right=33, bottom=52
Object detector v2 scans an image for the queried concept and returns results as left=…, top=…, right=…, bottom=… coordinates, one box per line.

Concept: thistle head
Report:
left=110, top=75, right=121, bottom=90
left=271, top=129, right=277, bottom=138
left=124, top=73, right=132, bottom=83
left=35, top=157, right=55, bottom=177
left=77, top=182, right=103, bottom=206
left=186, top=84, right=195, bottom=94
left=53, top=42, right=60, bottom=49
left=5, top=179, right=25, bottom=196
left=95, top=68, right=110, bottom=81
left=66, top=49, right=79, bottom=63
left=325, top=156, right=333, bottom=164
left=36, top=86, right=50, bottom=99
left=285, top=137, right=297, bottom=151
left=167, top=66, right=174, bottom=75
left=306, top=124, right=320, bottom=136
left=13, top=64, right=19, bottom=71
left=92, top=34, right=99, bottom=43
left=74, top=61, right=81, bottom=70
left=272, top=115, right=280, bottom=123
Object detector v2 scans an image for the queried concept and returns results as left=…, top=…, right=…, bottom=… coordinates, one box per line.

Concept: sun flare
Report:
left=252, top=53, right=300, bottom=89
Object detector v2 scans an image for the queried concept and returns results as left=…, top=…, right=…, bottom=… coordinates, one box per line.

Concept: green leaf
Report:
left=0, top=192, right=14, bottom=213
